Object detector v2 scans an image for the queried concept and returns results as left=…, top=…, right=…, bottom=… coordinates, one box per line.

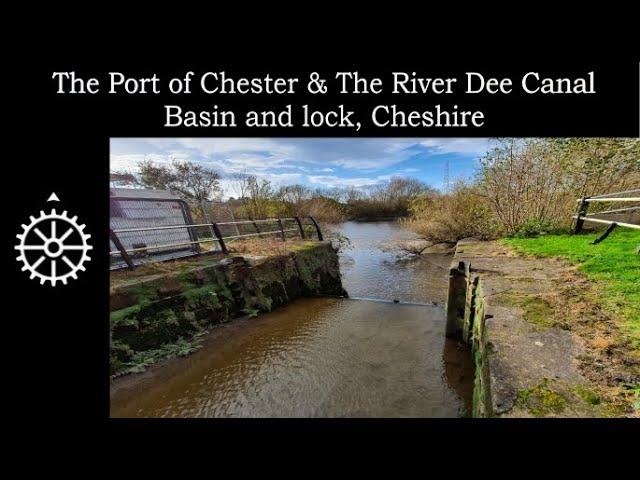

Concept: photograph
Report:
left=107, top=138, right=640, bottom=418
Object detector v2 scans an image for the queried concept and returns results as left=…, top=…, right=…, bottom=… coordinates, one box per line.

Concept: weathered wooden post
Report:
left=212, top=222, right=228, bottom=254
left=592, top=222, right=618, bottom=244
left=110, top=228, right=135, bottom=270
left=293, top=216, right=306, bottom=239
left=445, top=261, right=468, bottom=338
left=574, top=197, right=589, bottom=233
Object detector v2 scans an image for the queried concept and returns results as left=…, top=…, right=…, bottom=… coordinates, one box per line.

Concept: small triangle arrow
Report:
left=47, top=192, right=60, bottom=202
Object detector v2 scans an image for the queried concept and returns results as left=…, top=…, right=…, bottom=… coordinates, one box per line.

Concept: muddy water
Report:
left=337, top=221, right=452, bottom=303
left=110, top=220, right=474, bottom=418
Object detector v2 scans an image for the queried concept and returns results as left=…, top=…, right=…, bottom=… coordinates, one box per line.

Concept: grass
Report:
left=503, top=228, right=640, bottom=348
left=493, top=292, right=555, bottom=328
left=516, top=379, right=567, bottom=417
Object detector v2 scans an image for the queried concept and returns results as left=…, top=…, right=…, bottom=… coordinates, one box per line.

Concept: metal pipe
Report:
left=216, top=218, right=297, bottom=225
left=113, top=217, right=303, bottom=233
left=224, top=229, right=298, bottom=240
left=110, top=237, right=220, bottom=255
left=109, top=227, right=303, bottom=255
left=110, top=228, right=135, bottom=269
left=113, top=223, right=216, bottom=233
left=308, top=216, right=323, bottom=241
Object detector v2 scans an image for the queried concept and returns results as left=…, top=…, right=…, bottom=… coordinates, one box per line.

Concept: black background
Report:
left=5, top=49, right=639, bottom=452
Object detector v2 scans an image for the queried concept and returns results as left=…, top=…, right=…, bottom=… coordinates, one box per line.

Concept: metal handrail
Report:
left=112, top=217, right=299, bottom=234
left=110, top=216, right=323, bottom=269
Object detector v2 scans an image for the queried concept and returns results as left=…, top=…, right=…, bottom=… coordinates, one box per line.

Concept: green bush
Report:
left=512, top=218, right=559, bottom=238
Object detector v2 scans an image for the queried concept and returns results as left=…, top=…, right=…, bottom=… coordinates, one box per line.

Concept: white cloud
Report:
left=109, top=153, right=171, bottom=172
left=307, top=175, right=390, bottom=188
left=417, top=138, right=491, bottom=156
left=110, top=138, right=492, bottom=195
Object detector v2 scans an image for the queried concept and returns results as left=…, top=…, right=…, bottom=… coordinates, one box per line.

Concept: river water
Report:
left=110, top=221, right=474, bottom=418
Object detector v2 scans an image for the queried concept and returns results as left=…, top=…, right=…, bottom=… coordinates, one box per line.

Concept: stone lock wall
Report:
left=110, top=242, right=346, bottom=374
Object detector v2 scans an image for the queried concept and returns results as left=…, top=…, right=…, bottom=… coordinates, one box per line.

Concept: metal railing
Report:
left=110, top=215, right=324, bottom=269
left=572, top=188, right=640, bottom=243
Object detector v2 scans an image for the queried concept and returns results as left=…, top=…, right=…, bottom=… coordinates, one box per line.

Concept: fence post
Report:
left=293, top=216, right=306, bottom=239
left=110, top=228, right=135, bottom=270
left=277, top=218, right=286, bottom=241
left=574, top=197, right=589, bottom=234
left=592, top=222, right=618, bottom=244
left=212, top=222, right=228, bottom=254
left=308, top=216, right=323, bottom=241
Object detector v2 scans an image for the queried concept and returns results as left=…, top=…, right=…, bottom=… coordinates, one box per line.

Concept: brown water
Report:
left=337, top=221, right=452, bottom=303
left=110, top=221, right=474, bottom=418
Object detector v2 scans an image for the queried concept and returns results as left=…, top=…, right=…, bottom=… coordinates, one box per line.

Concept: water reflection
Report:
left=111, top=298, right=468, bottom=417
left=336, top=221, right=451, bottom=304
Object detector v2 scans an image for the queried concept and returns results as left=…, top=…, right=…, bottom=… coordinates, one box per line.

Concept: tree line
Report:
left=110, top=138, right=639, bottom=240
left=405, top=138, right=640, bottom=242
left=110, top=159, right=435, bottom=223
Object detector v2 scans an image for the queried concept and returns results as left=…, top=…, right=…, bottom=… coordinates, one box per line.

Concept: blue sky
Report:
left=110, top=138, right=492, bottom=198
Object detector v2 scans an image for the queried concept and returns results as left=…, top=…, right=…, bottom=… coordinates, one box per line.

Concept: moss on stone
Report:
left=494, top=292, right=554, bottom=328
left=572, top=384, right=602, bottom=406
left=516, top=379, right=567, bottom=416
left=110, top=243, right=345, bottom=375
left=110, top=304, right=142, bottom=326
left=119, top=282, right=158, bottom=304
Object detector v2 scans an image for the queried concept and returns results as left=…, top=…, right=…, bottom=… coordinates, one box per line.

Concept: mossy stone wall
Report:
left=110, top=242, right=346, bottom=374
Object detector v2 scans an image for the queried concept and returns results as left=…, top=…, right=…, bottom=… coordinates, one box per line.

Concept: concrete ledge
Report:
left=446, top=239, right=619, bottom=417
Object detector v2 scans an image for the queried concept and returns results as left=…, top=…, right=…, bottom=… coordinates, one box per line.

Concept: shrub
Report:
left=512, top=218, right=557, bottom=238
left=404, top=182, right=500, bottom=243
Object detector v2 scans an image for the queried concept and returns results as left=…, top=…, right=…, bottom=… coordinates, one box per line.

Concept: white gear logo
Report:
left=15, top=206, right=92, bottom=286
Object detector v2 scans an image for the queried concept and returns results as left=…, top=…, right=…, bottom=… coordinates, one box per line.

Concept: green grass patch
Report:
left=503, top=228, right=640, bottom=348
left=110, top=304, right=142, bottom=326
left=493, top=292, right=555, bottom=328
left=572, top=384, right=602, bottom=406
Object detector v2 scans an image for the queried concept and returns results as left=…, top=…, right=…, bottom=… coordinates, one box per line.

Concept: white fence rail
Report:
left=573, top=189, right=640, bottom=244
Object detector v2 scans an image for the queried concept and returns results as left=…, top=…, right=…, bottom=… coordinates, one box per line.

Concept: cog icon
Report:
left=15, top=207, right=92, bottom=286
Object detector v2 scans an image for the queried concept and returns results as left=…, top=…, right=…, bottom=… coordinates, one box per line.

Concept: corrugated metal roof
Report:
left=110, top=188, right=181, bottom=200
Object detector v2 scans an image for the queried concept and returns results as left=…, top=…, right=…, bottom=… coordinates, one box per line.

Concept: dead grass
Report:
left=110, top=238, right=314, bottom=288
left=536, top=266, right=639, bottom=414
left=228, top=237, right=313, bottom=256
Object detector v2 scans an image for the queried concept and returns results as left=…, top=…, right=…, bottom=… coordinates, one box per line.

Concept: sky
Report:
left=110, top=138, right=492, bottom=198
